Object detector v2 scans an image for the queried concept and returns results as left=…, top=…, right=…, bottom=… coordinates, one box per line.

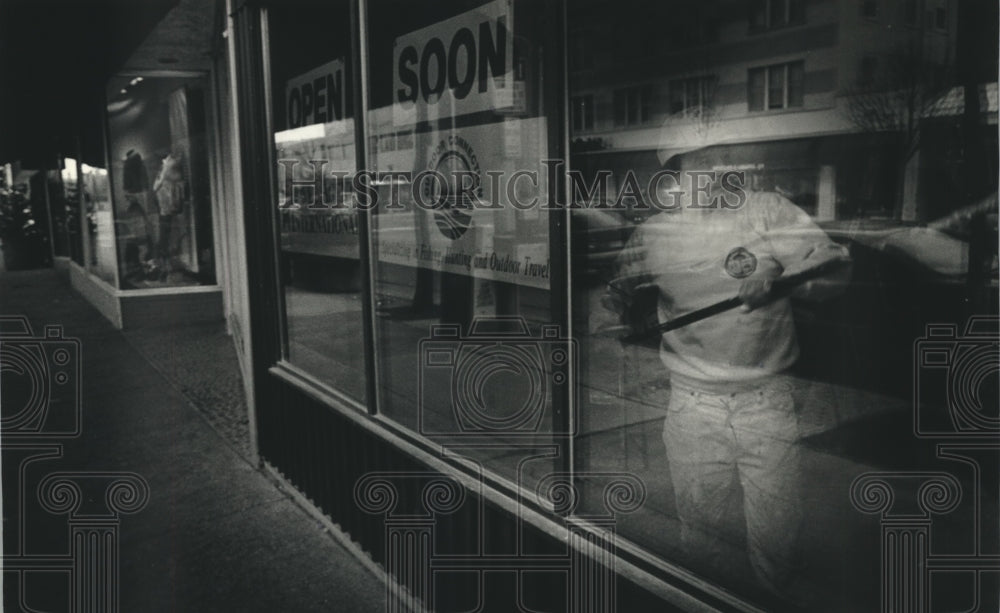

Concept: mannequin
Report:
left=153, top=152, right=186, bottom=281
left=122, top=149, right=153, bottom=282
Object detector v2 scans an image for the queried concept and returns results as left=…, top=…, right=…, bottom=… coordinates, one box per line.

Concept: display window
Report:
left=62, top=156, right=116, bottom=284
left=249, top=0, right=998, bottom=610
left=82, top=162, right=116, bottom=285
left=106, top=74, right=217, bottom=290
left=568, top=0, right=997, bottom=610
left=46, top=167, right=72, bottom=261
left=268, top=0, right=367, bottom=402
left=60, top=157, right=85, bottom=266
left=363, top=0, right=565, bottom=487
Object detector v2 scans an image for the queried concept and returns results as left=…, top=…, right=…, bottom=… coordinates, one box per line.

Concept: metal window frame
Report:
left=233, top=0, right=766, bottom=609
left=102, top=69, right=218, bottom=293
left=244, top=0, right=576, bottom=508
left=256, top=0, right=372, bottom=414
left=351, top=0, right=576, bottom=512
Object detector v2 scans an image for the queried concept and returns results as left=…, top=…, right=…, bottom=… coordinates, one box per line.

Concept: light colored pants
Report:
left=662, top=378, right=802, bottom=593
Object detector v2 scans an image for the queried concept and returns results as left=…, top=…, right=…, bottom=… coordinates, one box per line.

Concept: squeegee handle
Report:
left=621, top=258, right=849, bottom=344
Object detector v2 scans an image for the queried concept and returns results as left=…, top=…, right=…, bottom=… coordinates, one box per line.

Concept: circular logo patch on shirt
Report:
left=724, top=247, right=758, bottom=278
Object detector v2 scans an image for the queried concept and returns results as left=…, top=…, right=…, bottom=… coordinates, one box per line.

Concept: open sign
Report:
left=286, top=59, right=349, bottom=128
left=392, top=0, right=513, bottom=123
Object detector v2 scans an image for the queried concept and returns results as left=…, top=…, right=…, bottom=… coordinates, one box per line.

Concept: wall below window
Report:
left=70, top=261, right=123, bottom=328
left=70, top=260, right=223, bottom=330
left=119, top=286, right=223, bottom=329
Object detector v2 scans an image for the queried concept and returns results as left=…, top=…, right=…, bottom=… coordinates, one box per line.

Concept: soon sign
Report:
left=392, top=0, right=513, bottom=123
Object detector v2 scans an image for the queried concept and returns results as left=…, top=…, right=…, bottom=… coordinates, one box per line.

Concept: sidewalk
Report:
left=2, top=269, right=386, bottom=612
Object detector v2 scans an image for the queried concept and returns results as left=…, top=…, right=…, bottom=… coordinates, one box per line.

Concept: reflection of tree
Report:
left=675, top=74, right=720, bottom=146
left=841, top=37, right=952, bottom=218
left=654, top=4, right=722, bottom=154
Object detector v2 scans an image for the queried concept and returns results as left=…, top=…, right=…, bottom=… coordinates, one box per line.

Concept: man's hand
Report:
left=738, top=278, right=774, bottom=312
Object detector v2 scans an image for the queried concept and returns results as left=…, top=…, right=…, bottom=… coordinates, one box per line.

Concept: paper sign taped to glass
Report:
left=373, top=118, right=550, bottom=290
left=392, top=0, right=515, bottom=126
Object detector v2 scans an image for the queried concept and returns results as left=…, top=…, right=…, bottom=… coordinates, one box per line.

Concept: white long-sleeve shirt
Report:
left=613, top=192, right=849, bottom=389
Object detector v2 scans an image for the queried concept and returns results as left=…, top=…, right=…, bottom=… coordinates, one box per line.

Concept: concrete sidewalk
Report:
left=2, top=269, right=386, bottom=612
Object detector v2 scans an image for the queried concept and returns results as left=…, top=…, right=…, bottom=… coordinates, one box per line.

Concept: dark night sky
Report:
left=0, top=0, right=176, bottom=167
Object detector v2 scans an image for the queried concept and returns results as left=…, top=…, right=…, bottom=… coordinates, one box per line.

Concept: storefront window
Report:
left=61, top=158, right=85, bottom=266
left=82, top=161, right=116, bottom=285
left=268, top=0, right=366, bottom=403
left=106, top=75, right=217, bottom=290
left=46, top=167, right=72, bottom=261
left=365, top=0, right=563, bottom=486
left=569, top=0, right=997, bottom=610
left=61, top=156, right=115, bottom=284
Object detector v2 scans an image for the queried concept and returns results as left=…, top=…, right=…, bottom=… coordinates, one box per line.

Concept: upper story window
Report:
left=668, top=75, right=718, bottom=116
left=749, top=0, right=806, bottom=31
left=571, top=94, right=595, bottom=131
left=748, top=60, right=804, bottom=111
left=932, top=2, right=948, bottom=30
left=860, top=0, right=879, bottom=19
left=902, top=0, right=919, bottom=25
left=613, top=85, right=653, bottom=126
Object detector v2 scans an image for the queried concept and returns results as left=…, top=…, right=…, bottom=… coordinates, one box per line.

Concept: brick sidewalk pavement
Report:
left=2, top=269, right=386, bottom=612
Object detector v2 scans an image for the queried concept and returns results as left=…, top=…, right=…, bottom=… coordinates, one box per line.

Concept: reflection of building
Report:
left=569, top=0, right=995, bottom=222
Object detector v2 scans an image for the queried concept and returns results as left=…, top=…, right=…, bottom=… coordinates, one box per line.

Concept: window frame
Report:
left=668, top=75, right=718, bottom=117
left=260, top=1, right=374, bottom=414
left=749, top=0, right=806, bottom=32
left=257, top=0, right=577, bottom=489
left=102, top=69, right=221, bottom=293
left=932, top=2, right=949, bottom=31
left=613, top=84, right=652, bottom=127
left=354, top=0, right=576, bottom=498
left=747, top=60, right=805, bottom=112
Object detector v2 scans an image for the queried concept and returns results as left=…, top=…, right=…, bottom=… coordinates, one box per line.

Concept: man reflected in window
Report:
left=602, top=158, right=851, bottom=605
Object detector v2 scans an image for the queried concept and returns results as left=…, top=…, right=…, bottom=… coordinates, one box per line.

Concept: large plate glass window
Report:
left=364, top=0, right=565, bottom=487
left=82, top=159, right=116, bottom=285
left=105, top=74, right=217, bottom=290
left=268, top=0, right=366, bottom=403
left=61, top=155, right=115, bottom=284
left=568, top=0, right=998, bottom=610
left=60, top=157, right=84, bottom=266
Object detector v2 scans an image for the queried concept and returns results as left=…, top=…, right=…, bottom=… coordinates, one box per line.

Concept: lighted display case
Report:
left=105, top=74, right=216, bottom=289
left=67, top=72, right=223, bottom=329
